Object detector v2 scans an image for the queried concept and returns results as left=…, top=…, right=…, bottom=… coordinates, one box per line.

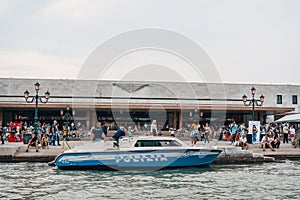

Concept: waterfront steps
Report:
left=0, top=143, right=21, bottom=156
left=250, top=142, right=300, bottom=160
left=0, top=140, right=299, bottom=163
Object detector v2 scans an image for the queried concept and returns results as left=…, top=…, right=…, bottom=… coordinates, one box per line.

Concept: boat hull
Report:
left=55, top=149, right=221, bottom=170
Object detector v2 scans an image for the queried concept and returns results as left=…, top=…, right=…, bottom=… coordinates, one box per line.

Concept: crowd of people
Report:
left=1, top=118, right=300, bottom=152
left=184, top=121, right=300, bottom=150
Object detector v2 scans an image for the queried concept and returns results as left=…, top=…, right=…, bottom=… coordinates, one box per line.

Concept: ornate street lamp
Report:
left=24, top=82, right=50, bottom=136
left=242, top=87, right=264, bottom=121
left=200, top=111, right=204, bottom=120
left=60, top=106, right=75, bottom=141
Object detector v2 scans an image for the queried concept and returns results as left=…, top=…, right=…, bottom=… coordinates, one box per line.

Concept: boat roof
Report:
left=133, top=136, right=181, bottom=140
left=64, top=136, right=190, bottom=153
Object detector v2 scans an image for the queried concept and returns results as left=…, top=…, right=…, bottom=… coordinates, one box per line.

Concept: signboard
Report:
left=8, top=122, right=23, bottom=142
left=248, top=121, right=260, bottom=144
left=266, top=115, right=274, bottom=124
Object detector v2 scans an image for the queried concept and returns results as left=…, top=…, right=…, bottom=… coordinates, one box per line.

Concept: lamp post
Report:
left=199, top=111, right=204, bottom=125
left=242, top=87, right=264, bottom=121
left=60, top=106, right=75, bottom=141
left=24, top=82, right=50, bottom=136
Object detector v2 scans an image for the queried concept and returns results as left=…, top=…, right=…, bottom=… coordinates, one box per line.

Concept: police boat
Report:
left=53, top=136, right=222, bottom=170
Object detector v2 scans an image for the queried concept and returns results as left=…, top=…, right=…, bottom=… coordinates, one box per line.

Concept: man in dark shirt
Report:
left=91, top=122, right=104, bottom=141
left=0, top=126, right=4, bottom=144
left=113, top=127, right=126, bottom=148
left=101, top=121, right=108, bottom=137
left=51, top=120, right=60, bottom=146
left=25, top=133, right=39, bottom=152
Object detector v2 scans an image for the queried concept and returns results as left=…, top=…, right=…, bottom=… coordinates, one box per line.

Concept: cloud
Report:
left=34, top=0, right=143, bottom=26
left=0, top=51, right=80, bottom=79
left=0, top=0, right=300, bottom=84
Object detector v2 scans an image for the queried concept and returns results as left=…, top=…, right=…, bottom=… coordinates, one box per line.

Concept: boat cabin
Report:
left=119, top=136, right=187, bottom=149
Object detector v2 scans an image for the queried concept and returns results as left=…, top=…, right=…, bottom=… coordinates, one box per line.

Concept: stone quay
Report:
left=0, top=139, right=299, bottom=164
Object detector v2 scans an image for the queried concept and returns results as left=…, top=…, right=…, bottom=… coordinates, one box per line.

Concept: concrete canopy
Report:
left=275, top=113, right=300, bottom=123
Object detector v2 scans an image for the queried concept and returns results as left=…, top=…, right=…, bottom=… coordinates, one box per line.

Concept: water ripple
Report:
left=0, top=161, right=300, bottom=199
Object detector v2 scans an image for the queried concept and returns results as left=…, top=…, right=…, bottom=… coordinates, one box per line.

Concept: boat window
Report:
left=134, top=140, right=182, bottom=147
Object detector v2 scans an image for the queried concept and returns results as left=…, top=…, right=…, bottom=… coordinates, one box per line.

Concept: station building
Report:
left=0, top=78, right=298, bottom=130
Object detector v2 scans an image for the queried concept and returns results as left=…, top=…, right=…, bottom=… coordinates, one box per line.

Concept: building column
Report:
left=0, top=109, right=3, bottom=126
left=86, top=110, right=91, bottom=131
left=173, top=111, right=177, bottom=129
left=259, top=111, right=264, bottom=124
left=90, top=109, right=97, bottom=128
left=179, top=111, right=182, bottom=128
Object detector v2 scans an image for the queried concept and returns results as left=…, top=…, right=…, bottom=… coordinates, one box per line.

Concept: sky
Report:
left=0, top=0, right=300, bottom=84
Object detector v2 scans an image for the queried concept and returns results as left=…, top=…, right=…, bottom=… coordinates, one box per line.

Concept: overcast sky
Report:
left=0, top=0, right=299, bottom=84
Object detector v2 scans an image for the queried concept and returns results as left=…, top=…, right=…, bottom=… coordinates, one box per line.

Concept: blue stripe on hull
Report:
left=55, top=149, right=221, bottom=170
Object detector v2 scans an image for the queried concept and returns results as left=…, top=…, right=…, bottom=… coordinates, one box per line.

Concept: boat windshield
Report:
left=134, top=140, right=182, bottom=147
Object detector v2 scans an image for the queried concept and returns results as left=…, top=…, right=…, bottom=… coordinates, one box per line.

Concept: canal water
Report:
left=0, top=161, right=299, bottom=199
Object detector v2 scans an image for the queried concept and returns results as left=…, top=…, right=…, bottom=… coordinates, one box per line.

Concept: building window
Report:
left=292, top=95, right=298, bottom=104
left=277, top=95, right=282, bottom=104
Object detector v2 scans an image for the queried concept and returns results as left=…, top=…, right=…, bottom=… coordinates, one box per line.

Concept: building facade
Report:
left=0, top=78, right=297, bottom=130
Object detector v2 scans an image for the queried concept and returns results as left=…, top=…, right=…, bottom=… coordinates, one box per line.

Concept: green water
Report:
left=0, top=161, right=299, bottom=199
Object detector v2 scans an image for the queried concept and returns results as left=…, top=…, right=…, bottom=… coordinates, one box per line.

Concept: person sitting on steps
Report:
left=25, top=133, right=39, bottom=152
left=41, top=133, right=48, bottom=149
left=270, top=133, right=280, bottom=149
left=291, top=134, right=299, bottom=148
left=113, top=127, right=126, bottom=148
left=261, top=133, right=275, bottom=151
left=239, top=134, right=249, bottom=150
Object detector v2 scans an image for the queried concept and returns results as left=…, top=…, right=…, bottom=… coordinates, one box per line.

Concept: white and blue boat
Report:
left=54, top=136, right=222, bottom=170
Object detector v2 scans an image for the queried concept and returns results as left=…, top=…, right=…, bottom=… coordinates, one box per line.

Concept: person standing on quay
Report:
left=289, top=124, right=295, bottom=141
left=252, top=125, right=258, bottom=144
left=51, top=120, right=60, bottom=146
left=190, top=121, right=199, bottom=145
left=150, top=120, right=158, bottom=136
left=282, top=123, right=289, bottom=143
left=0, top=126, right=4, bottom=145
left=203, top=122, right=211, bottom=143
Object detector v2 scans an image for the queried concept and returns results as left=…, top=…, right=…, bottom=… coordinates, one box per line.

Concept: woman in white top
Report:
left=289, top=125, right=296, bottom=140
left=239, top=134, right=249, bottom=150
left=203, top=123, right=211, bottom=143
left=150, top=120, right=158, bottom=136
